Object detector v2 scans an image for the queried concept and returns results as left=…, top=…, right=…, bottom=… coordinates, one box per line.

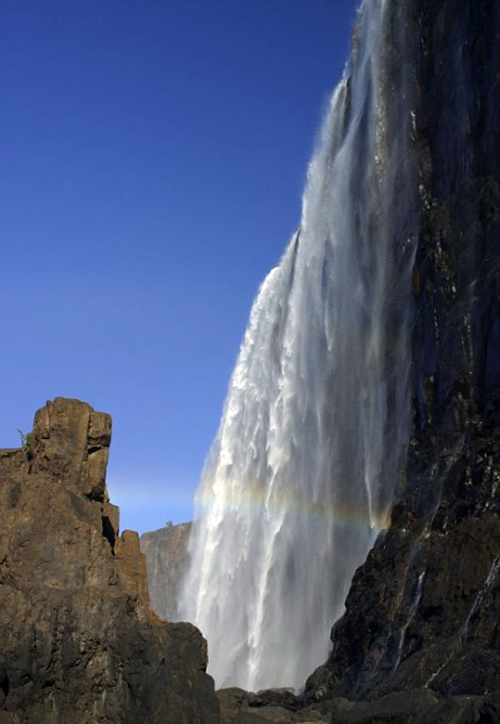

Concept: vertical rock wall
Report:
left=306, top=0, right=500, bottom=702
left=140, top=522, right=192, bottom=622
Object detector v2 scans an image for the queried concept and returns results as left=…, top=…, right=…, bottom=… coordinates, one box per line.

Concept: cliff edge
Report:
left=0, top=397, right=219, bottom=724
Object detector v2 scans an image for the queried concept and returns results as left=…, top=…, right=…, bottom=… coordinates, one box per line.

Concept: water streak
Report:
left=180, top=0, right=418, bottom=691
left=460, top=553, right=500, bottom=637
left=394, top=571, right=426, bottom=671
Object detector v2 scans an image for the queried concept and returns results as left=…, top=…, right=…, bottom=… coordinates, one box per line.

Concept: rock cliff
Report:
left=0, top=398, right=219, bottom=724
left=305, top=0, right=500, bottom=708
left=140, top=522, right=191, bottom=622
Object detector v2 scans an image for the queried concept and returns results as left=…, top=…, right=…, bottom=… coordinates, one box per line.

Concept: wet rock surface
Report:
left=329, top=690, right=500, bottom=724
left=218, top=687, right=500, bottom=724
left=217, top=688, right=328, bottom=724
left=140, top=521, right=191, bottom=621
left=305, top=0, right=500, bottom=710
left=0, top=398, right=219, bottom=724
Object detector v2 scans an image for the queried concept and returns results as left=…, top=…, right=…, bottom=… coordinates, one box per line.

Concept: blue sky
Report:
left=1, top=0, right=358, bottom=534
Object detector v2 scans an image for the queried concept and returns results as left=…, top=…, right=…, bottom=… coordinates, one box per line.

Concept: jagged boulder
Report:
left=0, top=398, right=219, bottom=724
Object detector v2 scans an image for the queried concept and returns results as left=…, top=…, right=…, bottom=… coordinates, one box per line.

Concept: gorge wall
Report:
left=0, top=398, right=218, bottom=724
left=140, top=522, right=191, bottom=622
left=305, top=0, right=500, bottom=705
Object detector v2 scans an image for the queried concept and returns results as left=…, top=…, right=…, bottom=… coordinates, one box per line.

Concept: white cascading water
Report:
left=180, top=0, right=418, bottom=691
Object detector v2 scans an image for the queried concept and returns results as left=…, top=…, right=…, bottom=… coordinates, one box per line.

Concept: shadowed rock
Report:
left=305, top=0, right=500, bottom=706
left=141, top=521, right=192, bottom=621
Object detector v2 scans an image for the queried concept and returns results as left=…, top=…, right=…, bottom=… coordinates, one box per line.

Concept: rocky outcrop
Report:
left=216, top=687, right=328, bottom=724
left=140, top=522, right=191, bottom=621
left=0, top=398, right=219, bottom=724
left=305, top=0, right=500, bottom=707
left=217, top=686, right=500, bottom=724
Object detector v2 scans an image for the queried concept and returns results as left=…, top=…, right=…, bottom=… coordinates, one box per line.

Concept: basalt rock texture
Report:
left=0, top=397, right=219, bottom=724
left=140, top=522, right=192, bottom=622
left=305, top=0, right=500, bottom=708
left=217, top=687, right=500, bottom=724
left=215, top=686, right=500, bottom=724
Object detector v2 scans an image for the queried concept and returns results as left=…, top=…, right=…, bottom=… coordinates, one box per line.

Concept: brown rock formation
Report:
left=0, top=397, right=219, bottom=724
left=140, top=522, right=192, bottom=621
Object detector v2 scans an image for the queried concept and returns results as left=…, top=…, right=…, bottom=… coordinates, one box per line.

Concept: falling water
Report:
left=180, top=0, right=418, bottom=691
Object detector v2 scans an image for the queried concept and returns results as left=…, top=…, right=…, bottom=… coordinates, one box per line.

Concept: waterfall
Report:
left=179, top=0, right=418, bottom=692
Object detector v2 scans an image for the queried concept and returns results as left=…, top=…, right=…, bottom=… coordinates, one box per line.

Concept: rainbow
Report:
left=199, top=479, right=391, bottom=533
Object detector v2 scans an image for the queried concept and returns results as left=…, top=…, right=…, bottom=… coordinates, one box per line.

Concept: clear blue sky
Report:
left=1, top=0, right=358, bottom=534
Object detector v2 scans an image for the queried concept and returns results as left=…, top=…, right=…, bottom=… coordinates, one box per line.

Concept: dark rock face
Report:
left=305, top=0, right=500, bottom=707
left=329, top=690, right=500, bottom=724
left=216, top=687, right=328, bottom=724
left=218, top=686, right=500, bottom=724
left=140, top=522, right=192, bottom=621
left=0, top=398, right=219, bottom=724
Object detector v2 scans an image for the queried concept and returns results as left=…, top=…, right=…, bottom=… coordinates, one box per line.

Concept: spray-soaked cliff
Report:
left=140, top=522, right=192, bottom=621
left=305, top=0, right=500, bottom=705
